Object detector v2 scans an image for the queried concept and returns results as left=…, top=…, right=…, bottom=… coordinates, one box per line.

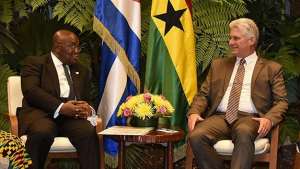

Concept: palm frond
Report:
left=0, top=0, right=14, bottom=24
left=0, top=0, right=30, bottom=25
left=30, top=0, right=49, bottom=11
left=193, top=0, right=247, bottom=72
left=0, top=24, right=19, bottom=54
left=52, top=0, right=94, bottom=32
left=280, top=115, right=300, bottom=143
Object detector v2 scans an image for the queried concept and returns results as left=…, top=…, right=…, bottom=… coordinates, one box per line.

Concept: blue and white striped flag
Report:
left=93, top=0, right=141, bottom=156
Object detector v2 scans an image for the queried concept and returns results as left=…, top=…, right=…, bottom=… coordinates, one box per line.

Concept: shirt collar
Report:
left=51, top=52, right=63, bottom=67
left=236, top=51, right=258, bottom=65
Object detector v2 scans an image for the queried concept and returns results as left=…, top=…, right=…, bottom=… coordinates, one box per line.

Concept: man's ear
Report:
left=248, top=37, right=256, bottom=46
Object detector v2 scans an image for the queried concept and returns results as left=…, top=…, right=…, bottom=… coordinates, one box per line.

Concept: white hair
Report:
left=229, top=18, right=259, bottom=45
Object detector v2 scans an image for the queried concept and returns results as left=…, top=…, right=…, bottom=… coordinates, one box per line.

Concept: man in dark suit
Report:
left=188, top=18, right=288, bottom=169
left=20, top=30, right=100, bottom=169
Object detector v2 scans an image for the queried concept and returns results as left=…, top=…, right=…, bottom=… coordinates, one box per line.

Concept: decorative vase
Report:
left=130, top=116, right=158, bottom=128
left=158, top=116, right=171, bottom=128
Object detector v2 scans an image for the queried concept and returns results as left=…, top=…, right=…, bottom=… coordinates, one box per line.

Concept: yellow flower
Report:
left=134, top=103, right=153, bottom=119
left=152, top=95, right=164, bottom=107
left=117, top=104, right=125, bottom=117
left=117, top=93, right=174, bottom=120
left=163, top=100, right=175, bottom=113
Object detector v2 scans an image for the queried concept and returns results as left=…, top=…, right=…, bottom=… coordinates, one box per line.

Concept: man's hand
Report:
left=188, top=114, right=204, bottom=132
left=60, top=101, right=83, bottom=118
left=252, top=117, right=272, bottom=138
left=60, top=100, right=92, bottom=119
left=74, top=101, right=92, bottom=118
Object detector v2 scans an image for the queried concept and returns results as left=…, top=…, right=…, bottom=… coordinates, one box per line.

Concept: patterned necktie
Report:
left=63, top=64, right=75, bottom=100
left=225, top=58, right=246, bottom=124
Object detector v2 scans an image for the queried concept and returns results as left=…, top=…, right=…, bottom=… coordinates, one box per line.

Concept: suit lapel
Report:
left=251, top=57, right=264, bottom=92
left=46, top=55, right=60, bottom=97
left=223, top=57, right=236, bottom=93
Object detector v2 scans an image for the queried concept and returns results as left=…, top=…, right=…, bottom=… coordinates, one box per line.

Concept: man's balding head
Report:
left=52, top=30, right=80, bottom=65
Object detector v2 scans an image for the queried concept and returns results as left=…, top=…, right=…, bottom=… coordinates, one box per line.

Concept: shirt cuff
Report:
left=53, top=103, right=64, bottom=118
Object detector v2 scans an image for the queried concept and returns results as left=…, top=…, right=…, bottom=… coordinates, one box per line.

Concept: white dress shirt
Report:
left=51, top=52, right=97, bottom=126
left=217, top=52, right=258, bottom=114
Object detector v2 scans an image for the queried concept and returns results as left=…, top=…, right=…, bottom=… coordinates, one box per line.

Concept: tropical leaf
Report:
left=280, top=115, right=300, bottom=144
left=0, top=0, right=30, bottom=25
left=193, top=0, right=247, bottom=72
left=0, top=24, right=19, bottom=54
left=0, top=0, right=13, bottom=24
left=52, top=0, right=95, bottom=32
left=30, top=0, right=49, bottom=10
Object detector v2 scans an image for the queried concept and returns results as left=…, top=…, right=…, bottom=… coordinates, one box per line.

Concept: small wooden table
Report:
left=110, top=129, right=184, bottom=169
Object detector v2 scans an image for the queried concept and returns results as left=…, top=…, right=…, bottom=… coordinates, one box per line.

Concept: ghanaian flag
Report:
left=145, top=0, right=197, bottom=130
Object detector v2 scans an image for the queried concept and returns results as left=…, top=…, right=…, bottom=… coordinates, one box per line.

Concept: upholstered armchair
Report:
left=7, top=76, right=105, bottom=169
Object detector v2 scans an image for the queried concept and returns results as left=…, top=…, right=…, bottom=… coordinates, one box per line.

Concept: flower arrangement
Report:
left=117, top=93, right=175, bottom=120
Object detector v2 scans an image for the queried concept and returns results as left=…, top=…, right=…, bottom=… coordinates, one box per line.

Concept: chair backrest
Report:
left=7, top=76, right=23, bottom=116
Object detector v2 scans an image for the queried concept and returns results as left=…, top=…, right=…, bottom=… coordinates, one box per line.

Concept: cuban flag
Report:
left=93, top=0, right=141, bottom=156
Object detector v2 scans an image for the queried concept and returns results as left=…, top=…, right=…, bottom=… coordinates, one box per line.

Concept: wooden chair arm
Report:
left=269, top=124, right=279, bottom=155
left=96, top=117, right=103, bottom=133
left=96, top=117, right=105, bottom=169
left=9, top=114, right=19, bottom=136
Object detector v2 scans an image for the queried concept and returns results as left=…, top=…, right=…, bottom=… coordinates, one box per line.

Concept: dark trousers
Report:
left=189, top=113, right=259, bottom=169
left=25, top=116, right=100, bottom=169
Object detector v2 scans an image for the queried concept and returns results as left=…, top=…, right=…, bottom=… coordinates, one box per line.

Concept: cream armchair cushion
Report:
left=213, top=138, right=270, bottom=155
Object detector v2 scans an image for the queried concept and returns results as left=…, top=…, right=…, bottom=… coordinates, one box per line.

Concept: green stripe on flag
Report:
left=145, top=19, right=189, bottom=130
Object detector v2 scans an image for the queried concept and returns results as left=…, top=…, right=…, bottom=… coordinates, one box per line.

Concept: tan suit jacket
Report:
left=188, top=56, right=288, bottom=126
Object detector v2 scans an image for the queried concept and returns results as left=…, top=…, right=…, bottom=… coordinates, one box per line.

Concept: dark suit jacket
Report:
left=19, top=54, right=91, bottom=135
left=188, top=56, right=288, bottom=126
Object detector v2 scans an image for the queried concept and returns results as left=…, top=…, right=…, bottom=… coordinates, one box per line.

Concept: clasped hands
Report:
left=60, top=100, right=92, bottom=119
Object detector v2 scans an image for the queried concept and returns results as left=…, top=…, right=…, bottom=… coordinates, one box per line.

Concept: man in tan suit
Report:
left=188, top=18, right=288, bottom=169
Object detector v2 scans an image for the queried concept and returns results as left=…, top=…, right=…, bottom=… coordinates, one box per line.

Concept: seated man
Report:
left=188, top=18, right=288, bottom=169
left=19, top=30, right=100, bottom=169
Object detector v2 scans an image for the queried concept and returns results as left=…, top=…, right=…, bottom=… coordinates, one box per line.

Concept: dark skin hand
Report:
left=60, top=101, right=92, bottom=119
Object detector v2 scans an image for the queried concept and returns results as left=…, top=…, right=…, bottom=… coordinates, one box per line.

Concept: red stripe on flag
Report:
left=185, top=0, right=192, bottom=14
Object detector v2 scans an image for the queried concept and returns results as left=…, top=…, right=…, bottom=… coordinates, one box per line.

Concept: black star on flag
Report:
left=154, top=0, right=186, bottom=36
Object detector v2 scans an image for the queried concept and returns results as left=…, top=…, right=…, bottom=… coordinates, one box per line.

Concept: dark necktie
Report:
left=63, top=64, right=75, bottom=100
left=225, top=59, right=246, bottom=124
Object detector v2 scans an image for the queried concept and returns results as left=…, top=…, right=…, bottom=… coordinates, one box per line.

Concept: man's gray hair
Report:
left=229, top=18, right=259, bottom=45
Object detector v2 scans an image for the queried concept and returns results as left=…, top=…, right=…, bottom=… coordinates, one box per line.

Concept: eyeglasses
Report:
left=58, top=43, right=82, bottom=51
left=66, top=44, right=82, bottom=51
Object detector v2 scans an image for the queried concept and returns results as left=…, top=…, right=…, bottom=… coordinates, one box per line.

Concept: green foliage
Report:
left=0, top=0, right=29, bottom=25
left=0, top=24, right=19, bottom=55
left=30, top=0, right=95, bottom=32
left=192, top=0, right=247, bottom=72
left=280, top=116, right=300, bottom=144
left=259, top=17, right=300, bottom=80
left=245, top=0, right=284, bottom=51
left=30, top=0, right=49, bottom=11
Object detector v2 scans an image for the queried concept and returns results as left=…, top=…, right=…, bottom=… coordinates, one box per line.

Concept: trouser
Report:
left=25, top=116, right=100, bottom=169
left=189, top=113, right=259, bottom=169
